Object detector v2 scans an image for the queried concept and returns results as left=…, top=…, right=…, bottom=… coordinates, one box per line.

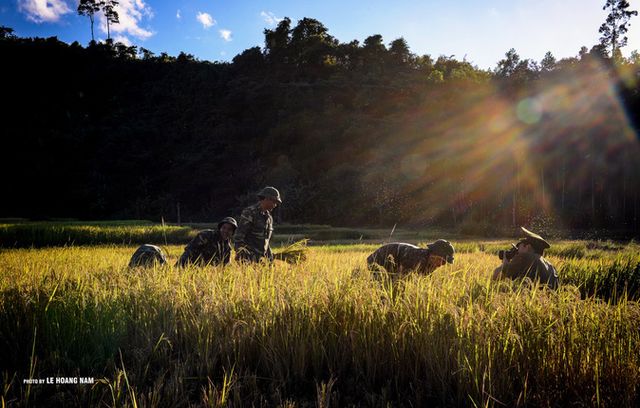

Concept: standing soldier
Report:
left=176, top=217, right=237, bottom=267
left=367, top=239, right=455, bottom=275
left=235, top=186, right=282, bottom=263
left=492, top=227, right=559, bottom=289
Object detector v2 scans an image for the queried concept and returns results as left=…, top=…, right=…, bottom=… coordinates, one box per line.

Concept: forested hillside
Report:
left=1, top=19, right=639, bottom=234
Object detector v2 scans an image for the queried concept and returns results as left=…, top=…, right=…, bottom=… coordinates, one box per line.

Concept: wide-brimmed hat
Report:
left=516, top=226, right=550, bottom=252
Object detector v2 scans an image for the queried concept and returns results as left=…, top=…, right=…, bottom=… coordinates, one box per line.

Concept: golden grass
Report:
left=1, top=242, right=639, bottom=407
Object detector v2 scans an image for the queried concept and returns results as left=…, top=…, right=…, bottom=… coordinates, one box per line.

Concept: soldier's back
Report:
left=504, top=252, right=558, bottom=289
left=129, top=244, right=167, bottom=268
left=177, top=229, right=230, bottom=267
left=367, top=243, right=426, bottom=274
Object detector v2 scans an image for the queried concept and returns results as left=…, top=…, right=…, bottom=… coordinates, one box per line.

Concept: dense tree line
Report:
left=1, top=15, right=639, bottom=235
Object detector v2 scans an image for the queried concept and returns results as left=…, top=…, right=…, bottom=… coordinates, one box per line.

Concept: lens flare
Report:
left=516, top=97, right=542, bottom=124
left=363, top=58, right=639, bottom=229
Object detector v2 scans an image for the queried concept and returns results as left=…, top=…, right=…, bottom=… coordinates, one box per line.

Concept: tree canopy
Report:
left=1, top=16, right=639, bottom=235
left=599, top=0, right=638, bottom=61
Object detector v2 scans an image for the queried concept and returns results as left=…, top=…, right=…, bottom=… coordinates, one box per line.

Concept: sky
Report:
left=2, top=0, right=639, bottom=69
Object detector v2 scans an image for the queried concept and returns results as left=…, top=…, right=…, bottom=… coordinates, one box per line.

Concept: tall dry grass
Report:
left=1, top=242, right=639, bottom=407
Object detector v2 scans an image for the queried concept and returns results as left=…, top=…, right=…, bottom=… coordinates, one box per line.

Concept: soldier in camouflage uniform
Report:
left=129, top=244, right=168, bottom=267
left=234, top=186, right=281, bottom=263
left=176, top=217, right=237, bottom=267
left=367, top=239, right=455, bottom=275
left=492, top=227, right=559, bottom=289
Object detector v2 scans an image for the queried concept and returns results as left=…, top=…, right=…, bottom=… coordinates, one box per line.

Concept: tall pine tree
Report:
left=599, top=0, right=638, bottom=61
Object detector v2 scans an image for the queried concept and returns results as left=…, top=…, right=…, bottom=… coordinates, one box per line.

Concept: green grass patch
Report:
left=0, top=222, right=195, bottom=248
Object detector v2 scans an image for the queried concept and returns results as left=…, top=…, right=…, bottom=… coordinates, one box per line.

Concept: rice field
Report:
left=1, top=236, right=639, bottom=407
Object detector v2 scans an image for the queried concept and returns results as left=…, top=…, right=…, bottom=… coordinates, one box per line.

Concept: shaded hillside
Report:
left=1, top=20, right=639, bottom=234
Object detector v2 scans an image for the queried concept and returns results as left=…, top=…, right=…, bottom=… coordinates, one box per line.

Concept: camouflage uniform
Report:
left=176, top=229, right=232, bottom=267
left=234, top=203, right=274, bottom=262
left=501, top=252, right=559, bottom=289
left=129, top=244, right=167, bottom=267
left=368, top=242, right=449, bottom=275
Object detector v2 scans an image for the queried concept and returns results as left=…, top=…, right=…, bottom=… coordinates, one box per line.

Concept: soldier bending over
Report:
left=176, top=217, right=237, bottom=267
left=367, top=239, right=455, bottom=275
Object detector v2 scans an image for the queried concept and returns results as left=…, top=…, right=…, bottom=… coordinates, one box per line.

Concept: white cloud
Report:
left=196, top=12, right=215, bottom=29
left=260, top=11, right=282, bottom=26
left=98, top=0, right=154, bottom=40
left=18, top=0, right=72, bottom=23
left=113, top=35, right=132, bottom=46
left=219, top=29, right=232, bottom=42
left=176, top=9, right=181, bottom=20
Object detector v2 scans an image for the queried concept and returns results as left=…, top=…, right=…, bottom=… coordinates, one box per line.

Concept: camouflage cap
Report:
left=427, top=239, right=455, bottom=264
left=257, top=186, right=282, bottom=203
left=517, top=226, right=550, bottom=252
left=218, top=216, right=238, bottom=230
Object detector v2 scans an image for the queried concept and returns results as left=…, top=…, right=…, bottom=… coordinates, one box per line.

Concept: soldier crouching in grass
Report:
left=234, top=186, right=281, bottom=263
left=367, top=239, right=455, bottom=276
left=492, top=227, right=559, bottom=289
left=129, top=244, right=168, bottom=267
left=175, top=217, right=237, bottom=267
